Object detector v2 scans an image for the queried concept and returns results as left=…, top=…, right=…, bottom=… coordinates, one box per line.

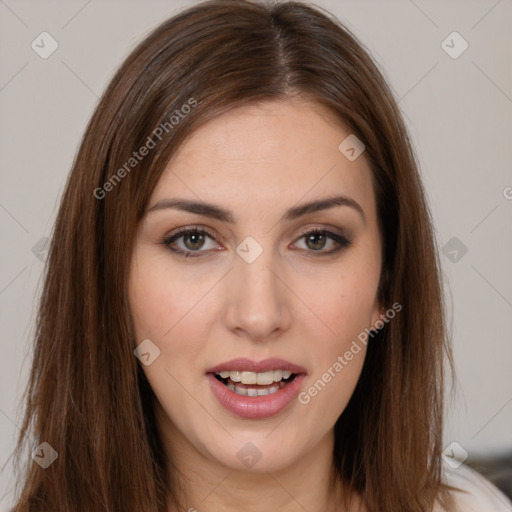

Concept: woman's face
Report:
left=129, top=98, right=383, bottom=473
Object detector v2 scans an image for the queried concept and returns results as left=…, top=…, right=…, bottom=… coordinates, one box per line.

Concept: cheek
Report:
left=300, top=337, right=367, bottom=425
left=128, top=258, right=207, bottom=418
left=294, top=236, right=380, bottom=330
left=128, top=250, right=220, bottom=402
left=303, top=270, right=379, bottom=342
left=294, top=259, right=377, bottom=416
left=129, top=250, right=211, bottom=346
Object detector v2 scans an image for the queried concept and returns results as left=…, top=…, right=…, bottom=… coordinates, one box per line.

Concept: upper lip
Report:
left=206, top=357, right=307, bottom=374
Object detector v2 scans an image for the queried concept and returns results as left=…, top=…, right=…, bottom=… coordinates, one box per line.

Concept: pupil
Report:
left=306, top=233, right=326, bottom=250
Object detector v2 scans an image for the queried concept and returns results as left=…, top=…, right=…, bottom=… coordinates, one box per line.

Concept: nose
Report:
left=223, top=249, right=291, bottom=341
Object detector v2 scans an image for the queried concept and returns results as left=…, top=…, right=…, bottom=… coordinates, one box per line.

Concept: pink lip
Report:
left=205, top=358, right=307, bottom=419
left=205, top=357, right=307, bottom=374
left=206, top=373, right=306, bottom=419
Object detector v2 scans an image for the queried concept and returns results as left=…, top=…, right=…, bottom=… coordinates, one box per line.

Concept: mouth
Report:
left=205, top=358, right=307, bottom=419
left=213, top=369, right=297, bottom=397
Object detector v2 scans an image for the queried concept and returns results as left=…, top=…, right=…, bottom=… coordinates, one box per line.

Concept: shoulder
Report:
left=437, top=462, right=512, bottom=511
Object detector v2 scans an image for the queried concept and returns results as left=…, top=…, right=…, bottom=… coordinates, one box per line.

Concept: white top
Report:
left=440, top=462, right=512, bottom=511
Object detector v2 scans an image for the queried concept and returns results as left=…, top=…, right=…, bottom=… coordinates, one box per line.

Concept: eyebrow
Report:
left=146, top=195, right=366, bottom=224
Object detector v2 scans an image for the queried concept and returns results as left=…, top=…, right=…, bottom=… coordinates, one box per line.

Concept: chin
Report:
left=203, top=431, right=306, bottom=473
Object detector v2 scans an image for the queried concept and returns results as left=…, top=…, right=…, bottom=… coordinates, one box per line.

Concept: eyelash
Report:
left=160, top=226, right=352, bottom=258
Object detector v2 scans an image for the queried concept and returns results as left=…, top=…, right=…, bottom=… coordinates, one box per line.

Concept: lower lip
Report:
left=206, top=373, right=306, bottom=419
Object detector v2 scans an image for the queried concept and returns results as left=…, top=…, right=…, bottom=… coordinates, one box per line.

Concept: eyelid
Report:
left=294, top=223, right=348, bottom=239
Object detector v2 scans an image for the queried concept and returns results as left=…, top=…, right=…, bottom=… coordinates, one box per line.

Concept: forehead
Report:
left=153, top=99, right=376, bottom=220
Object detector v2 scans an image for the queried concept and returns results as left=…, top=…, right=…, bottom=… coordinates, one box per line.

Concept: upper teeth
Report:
left=216, top=370, right=293, bottom=385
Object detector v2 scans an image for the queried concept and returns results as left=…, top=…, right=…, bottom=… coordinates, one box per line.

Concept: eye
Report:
left=292, top=228, right=352, bottom=255
left=161, top=226, right=220, bottom=257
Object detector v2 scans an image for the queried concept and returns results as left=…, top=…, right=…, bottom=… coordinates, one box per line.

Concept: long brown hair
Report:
left=10, top=1, right=457, bottom=510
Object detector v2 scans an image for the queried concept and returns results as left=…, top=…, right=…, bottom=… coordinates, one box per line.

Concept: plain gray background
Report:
left=1, top=0, right=511, bottom=508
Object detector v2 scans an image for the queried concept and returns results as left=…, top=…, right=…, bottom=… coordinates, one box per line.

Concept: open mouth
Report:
left=213, top=370, right=297, bottom=397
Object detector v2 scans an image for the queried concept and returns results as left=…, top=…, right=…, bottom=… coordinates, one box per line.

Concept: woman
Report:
left=9, top=1, right=512, bottom=511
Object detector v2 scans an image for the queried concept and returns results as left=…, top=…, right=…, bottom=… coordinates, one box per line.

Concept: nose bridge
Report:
left=224, top=237, right=289, bottom=337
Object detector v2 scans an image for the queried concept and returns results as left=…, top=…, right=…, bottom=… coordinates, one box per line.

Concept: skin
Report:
left=128, top=97, right=382, bottom=512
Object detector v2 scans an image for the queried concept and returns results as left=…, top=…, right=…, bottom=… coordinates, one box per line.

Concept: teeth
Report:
left=229, top=382, right=283, bottom=397
left=216, top=369, right=294, bottom=385
left=257, top=370, right=278, bottom=385
left=241, top=371, right=257, bottom=384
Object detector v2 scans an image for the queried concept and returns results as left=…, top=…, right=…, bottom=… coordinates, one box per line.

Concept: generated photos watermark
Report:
left=298, top=302, right=402, bottom=405
left=93, top=97, right=198, bottom=200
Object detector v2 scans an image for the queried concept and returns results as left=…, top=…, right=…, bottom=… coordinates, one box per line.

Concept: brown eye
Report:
left=294, top=229, right=352, bottom=255
left=161, top=227, right=219, bottom=257
left=182, top=231, right=206, bottom=250
left=304, top=231, right=328, bottom=251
